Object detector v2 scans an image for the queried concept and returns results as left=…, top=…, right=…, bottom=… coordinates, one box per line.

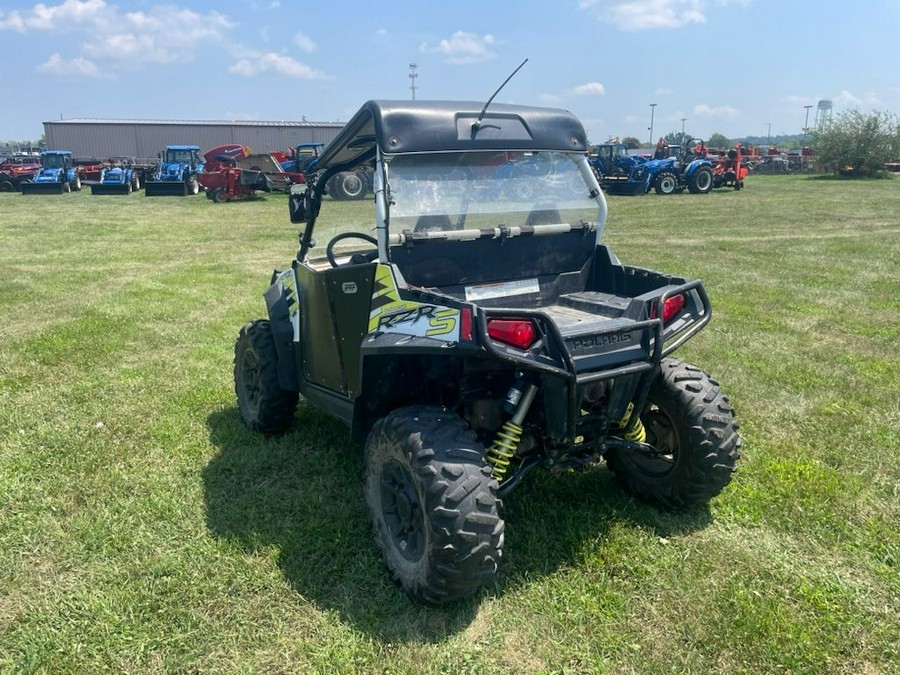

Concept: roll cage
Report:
left=296, top=100, right=607, bottom=263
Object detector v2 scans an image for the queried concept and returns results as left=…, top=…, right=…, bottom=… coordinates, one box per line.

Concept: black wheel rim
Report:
left=380, top=459, right=426, bottom=562
left=241, top=349, right=261, bottom=413
left=630, top=406, right=678, bottom=477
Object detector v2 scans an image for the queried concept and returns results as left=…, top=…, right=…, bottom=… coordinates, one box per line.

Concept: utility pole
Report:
left=409, top=63, right=418, bottom=101
left=648, top=103, right=657, bottom=146
left=803, top=104, right=813, bottom=141
left=767, top=122, right=771, bottom=145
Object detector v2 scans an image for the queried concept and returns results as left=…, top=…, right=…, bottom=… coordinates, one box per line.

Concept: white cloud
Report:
left=294, top=31, right=316, bottom=53
left=421, top=31, right=497, bottom=64
left=833, top=90, right=881, bottom=107
left=0, top=1, right=331, bottom=81
left=0, top=0, right=107, bottom=32
left=570, top=82, right=605, bottom=96
left=78, top=8, right=234, bottom=66
left=37, top=52, right=101, bottom=77
left=580, top=0, right=740, bottom=31
left=230, top=52, right=329, bottom=79
left=693, top=103, right=739, bottom=117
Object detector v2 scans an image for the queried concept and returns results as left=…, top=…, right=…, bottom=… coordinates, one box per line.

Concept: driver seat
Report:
left=525, top=204, right=562, bottom=226
left=414, top=214, right=452, bottom=232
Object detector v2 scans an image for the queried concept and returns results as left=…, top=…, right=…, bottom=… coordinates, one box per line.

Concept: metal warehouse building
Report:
left=43, top=118, right=345, bottom=160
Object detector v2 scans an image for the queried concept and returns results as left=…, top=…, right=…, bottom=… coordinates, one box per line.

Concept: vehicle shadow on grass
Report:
left=203, top=406, right=713, bottom=642
left=496, top=469, right=714, bottom=591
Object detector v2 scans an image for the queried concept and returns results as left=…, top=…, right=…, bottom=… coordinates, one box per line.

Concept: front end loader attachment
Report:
left=145, top=180, right=188, bottom=196
left=20, top=181, right=66, bottom=195
left=602, top=180, right=647, bottom=196
left=91, top=183, right=132, bottom=195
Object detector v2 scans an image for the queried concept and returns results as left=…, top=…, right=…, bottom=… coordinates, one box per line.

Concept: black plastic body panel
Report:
left=294, top=262, right=375, bottom=396
left=263, top=279, right=300, bottom=391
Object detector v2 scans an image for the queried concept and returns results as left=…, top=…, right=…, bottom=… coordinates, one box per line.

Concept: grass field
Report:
left=1, top=175, right=898, bottom=674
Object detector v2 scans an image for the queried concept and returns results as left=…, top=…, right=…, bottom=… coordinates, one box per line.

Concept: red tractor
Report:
left=711, top=143, right=748, bottom=190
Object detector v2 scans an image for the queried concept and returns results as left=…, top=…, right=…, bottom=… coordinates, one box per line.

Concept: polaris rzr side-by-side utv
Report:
left=233, top=100, right=742, bottom=604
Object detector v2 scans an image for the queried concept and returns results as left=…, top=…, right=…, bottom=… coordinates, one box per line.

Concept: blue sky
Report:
left=2, top=0, right=898, bottom=146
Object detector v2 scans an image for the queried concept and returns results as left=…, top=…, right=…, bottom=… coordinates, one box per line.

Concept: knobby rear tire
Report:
left=364, top=405, right=504, bottom=604
left=605, top=358, right=741, bottom=508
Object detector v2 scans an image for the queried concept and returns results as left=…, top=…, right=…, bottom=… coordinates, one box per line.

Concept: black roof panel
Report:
left=314, top=100, right=589, bottom=172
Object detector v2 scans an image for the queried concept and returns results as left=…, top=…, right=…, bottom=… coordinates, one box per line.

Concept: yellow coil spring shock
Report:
left=617, top=402, right=647, bottom=444
left=486, top=381, right=538, bottom=482
left=486, top=421, right=523, bottom=481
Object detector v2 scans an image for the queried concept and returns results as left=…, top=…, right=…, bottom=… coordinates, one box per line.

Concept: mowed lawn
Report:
left=0, top=175, right=897, bottom=674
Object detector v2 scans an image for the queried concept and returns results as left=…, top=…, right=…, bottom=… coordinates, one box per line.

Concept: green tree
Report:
left=664, top=131, right=690, bottom=146
left=812, top=109, right=900, bottom=176
left=621, top=136, right=642, bottom=149
left=707, top=132, right=731, bottom=149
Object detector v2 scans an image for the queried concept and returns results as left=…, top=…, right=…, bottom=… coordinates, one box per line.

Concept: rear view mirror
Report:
left=289, top=187, right=310, bottom=223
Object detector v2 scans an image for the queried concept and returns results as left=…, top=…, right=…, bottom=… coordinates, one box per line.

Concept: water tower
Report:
left=815, top=100, right=833, bottom=129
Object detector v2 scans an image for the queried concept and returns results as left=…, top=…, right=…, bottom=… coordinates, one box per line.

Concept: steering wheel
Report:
left=326, top=231, right=379, bottom=268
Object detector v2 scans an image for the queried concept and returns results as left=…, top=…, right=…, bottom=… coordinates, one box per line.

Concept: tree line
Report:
left=612, top=109, right=899, bottom=177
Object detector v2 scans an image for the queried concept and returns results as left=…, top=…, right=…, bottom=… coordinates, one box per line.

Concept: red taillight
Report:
left=487, top=319, right=537, bottom=350
left=662, top=293, right=686, bottom=324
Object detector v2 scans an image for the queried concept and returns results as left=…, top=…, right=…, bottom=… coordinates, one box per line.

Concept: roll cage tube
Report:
left=575, top=153, right=608, bottom=241
left=374, top=150, right=389, bottom=261
left=296, top=146, right=377, bottom=261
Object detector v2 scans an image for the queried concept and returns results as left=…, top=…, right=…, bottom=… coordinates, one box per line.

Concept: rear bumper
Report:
left=476, top=278, right=710, bottom=441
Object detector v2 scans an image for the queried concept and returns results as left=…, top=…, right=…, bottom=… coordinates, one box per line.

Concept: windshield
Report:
left=43, top=154, right=67, bottom=170
left=166, top=150, right=195, bottom=164
left=385, top=150, right=600, bottom=233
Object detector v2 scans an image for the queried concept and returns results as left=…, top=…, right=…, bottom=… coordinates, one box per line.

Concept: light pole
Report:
left=648, top=103, right=657, bottom=146
left=767, top=122, right=771, bottom=145
left=803, top=105, right=813, bottom=142
left=680, top=117, right=687, bottom=139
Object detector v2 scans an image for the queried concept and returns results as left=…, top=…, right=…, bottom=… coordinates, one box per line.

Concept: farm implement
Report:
left=198, top=144, right=274, bottom=203
left=0, top=155, right=40, bottom=192
left=711, top=144, right=748, bottom=190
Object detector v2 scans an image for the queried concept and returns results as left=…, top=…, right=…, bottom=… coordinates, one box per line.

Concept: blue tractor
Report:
left=647, top=139, right=715, bottom=195
left=145, top=145, right=204, bottom=196
left=590, top=141, right=715, bottom=196
left=590, top=143, right=652, bottom=195
left=91, top=158, right=142, bottom=195
left=19, top=150, right=83, bottom=194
